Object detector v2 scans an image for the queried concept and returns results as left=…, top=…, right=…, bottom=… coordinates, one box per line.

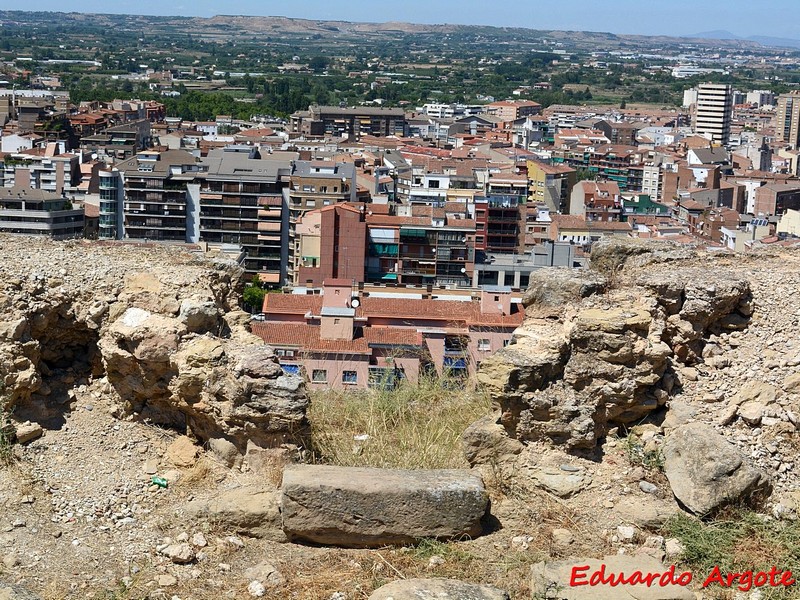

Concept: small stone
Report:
left=511, top=535, right=534, bottom=550
left=166, top=436, right=199, bottom=468
left=551, top=528, right=574, bottom=547
left=176, top=532, right=189, bottom=542
left=739, top=402, right=765, bottom=426
left=191, top=532, right=208, bottom=548
left=616, top=525, right=636, bottom=541
left=248, top=581, right=266, bottom=597
left=681, top=367, right=699, bottom=382
left=20, top=495, right=34, bottom=504
left=427, top=555, right=445, bottom=569
left=227, top=536, right=245, bottom=549
left=161, top=543, right=195, bottom=564
left=15, top=422, right=43, bottom=444
left=665, top=538, right=685, bottom=557
left=218, top=563, right=231, bottom=572
left=12, top=519, right=26, bottom=528
left=158, top=574, right=178, bottom=587
left=143, top=458, right=159, bottom=475
left=3, top=554, right=20, bottom=568
left=639, top=481, right=658, bottom=494
left=718, top=405, right=739, bottom=426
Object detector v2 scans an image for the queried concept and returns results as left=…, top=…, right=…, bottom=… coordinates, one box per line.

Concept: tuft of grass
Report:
left=663, top=509, right=800, bottom=600
left=0, top=407, right=16, bottom=466
left=622, top=431, right=664, bottom=471
left=308, top=373, right=491, bottom=470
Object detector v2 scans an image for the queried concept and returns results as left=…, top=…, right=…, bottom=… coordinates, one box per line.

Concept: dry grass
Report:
left=308, top=374, right=491, bottom=470
left=664, top=508, right=800, bottom=600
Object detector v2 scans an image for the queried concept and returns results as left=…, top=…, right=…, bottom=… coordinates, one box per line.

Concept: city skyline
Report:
left=19, top=1, right=800, bottom=41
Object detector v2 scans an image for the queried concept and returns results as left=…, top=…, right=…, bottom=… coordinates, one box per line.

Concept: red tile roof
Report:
left=262, top=295, right=523, bottom=327
left=250, top=322, right=423, bottom=354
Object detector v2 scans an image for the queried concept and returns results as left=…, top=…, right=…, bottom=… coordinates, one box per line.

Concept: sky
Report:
left=19, top=0, right=800, bottom=40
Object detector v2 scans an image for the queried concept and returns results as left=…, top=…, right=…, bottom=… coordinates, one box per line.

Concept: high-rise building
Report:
left=694, top=83, right=733, bottom=146
left=776, top=91, right=800, bottom=150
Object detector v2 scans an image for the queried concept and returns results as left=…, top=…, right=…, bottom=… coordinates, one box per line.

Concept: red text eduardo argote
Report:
left=569, top=563, right=796, bottom=592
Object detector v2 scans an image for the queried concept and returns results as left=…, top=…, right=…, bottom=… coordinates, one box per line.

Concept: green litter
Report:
left=151, top=476, right=168, bottom=488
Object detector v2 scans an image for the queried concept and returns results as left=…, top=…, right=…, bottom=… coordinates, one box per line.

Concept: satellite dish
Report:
left=351, top=298, right=360, bottom=308
left=460, top=267, right=466, bottom=274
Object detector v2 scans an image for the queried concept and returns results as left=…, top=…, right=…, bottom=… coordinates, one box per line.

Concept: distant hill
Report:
left=689, top=30, right=741, bottom=40
left=686, top=29, right=800, bottom=49
left=1, top=10, right=797, bottom=51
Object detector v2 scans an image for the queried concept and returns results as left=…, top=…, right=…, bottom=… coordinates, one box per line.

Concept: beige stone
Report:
left=166, top=436, right=198, bottom=468
left=281, top=465, right=488, bottom=547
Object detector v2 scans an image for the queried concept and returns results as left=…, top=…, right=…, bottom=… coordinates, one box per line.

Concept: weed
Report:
left=663, top=509, right=800, bottom=600
left=622, top=431, right=664, bottom=471
left=0, top=407, right=16, bottom=466
left=308, top=372, right=491, bottom=470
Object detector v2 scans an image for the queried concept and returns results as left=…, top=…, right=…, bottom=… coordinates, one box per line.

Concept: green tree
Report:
left=243, top=276, right=267, bottom=312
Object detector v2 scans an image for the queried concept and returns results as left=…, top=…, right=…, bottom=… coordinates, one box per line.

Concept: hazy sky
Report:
left=22, top=0, right=800, bottom=40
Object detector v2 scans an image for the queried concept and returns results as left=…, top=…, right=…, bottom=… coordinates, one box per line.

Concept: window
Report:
left=321, top=186, right=328, bottom=193
left=342, top=370, right=358, bottom=384
left=312, top=369, right=327, bottom=383
left=284, top=350, right=295, bottom=358
left=503, top=339, right=511, bottom=347
left=275, top=349, right=285, bottom=356
left=305, top=200, right=315, bottom=208
left=478, top=339, right=491, bottom=351
left=334, top=318, right=341, bottom=325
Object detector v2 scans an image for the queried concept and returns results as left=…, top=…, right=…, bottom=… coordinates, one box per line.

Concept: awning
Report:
left=381, top=273, right=398, bottom=280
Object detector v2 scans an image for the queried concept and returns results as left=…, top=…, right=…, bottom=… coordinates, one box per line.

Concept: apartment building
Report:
left=595, top=120, right=643, bottom=146
left=295, top=203, right=366, bottom=286
left=486, top=100, right=542, bottom=121
left=116, top=149, right=201, bottom=242
left=569, top=180, right=622, bottom=221
left=776, top=91, right=800, bottom=150
left=0, top=187, right=84, bottom=239
left=694, top=83, right=733, bottom=146
left=252, top=280, right=523, bottom=389
left=289, top=105, right=407, bottom=138
left=293, top=203, right=477, bottom=288
left=527, top=160, right=577, bottom=213
left=474, top=195, right=525, bottom=253
left=1, top=144, right=81, bottom=195
left=80, top=120, right=152, bottom=163
left=288, top=160, right=357, bottom=281
left=98, top=168, right=123, bottom=240
left=197, top=146, right=294, bottom=284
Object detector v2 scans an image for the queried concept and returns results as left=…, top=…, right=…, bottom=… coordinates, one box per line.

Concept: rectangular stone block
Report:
left=281, top=465, right=488, bottom=547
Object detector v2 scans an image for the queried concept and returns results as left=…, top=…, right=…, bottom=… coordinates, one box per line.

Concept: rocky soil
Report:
left=0, top=236, right=799, bottom=599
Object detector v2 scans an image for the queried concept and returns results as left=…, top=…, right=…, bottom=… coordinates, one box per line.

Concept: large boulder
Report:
left=590, top=237, right=694, bottom=275
left=522, top=268, right=606, bottom=314
left=0, top=238, right=309, bottom=454
left=473, top=242, right=752, bottom=456
left=101, top=311, right=309, bottom=449
left=663, top=423, right=771, bottom=516
left=369, top=579, right=509, bottom=600
left=281, top=465, right=488, bottom=547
